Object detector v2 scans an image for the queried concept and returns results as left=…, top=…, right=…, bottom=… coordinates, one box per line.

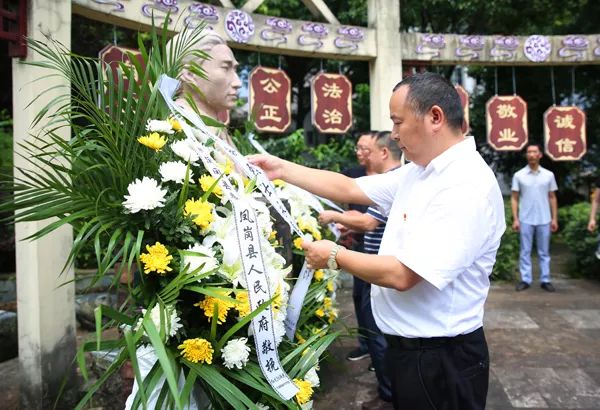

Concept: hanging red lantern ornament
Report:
left=311, top=72, right=352, bottom=134
left=486, top=95, right=528, bottom=151
left=249, top=66, right=291, bottom=133
left=543, top=106, right=586, bottom=161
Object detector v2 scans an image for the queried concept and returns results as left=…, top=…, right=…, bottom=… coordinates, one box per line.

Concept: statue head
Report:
left=172, top=30, right=242, bottom=119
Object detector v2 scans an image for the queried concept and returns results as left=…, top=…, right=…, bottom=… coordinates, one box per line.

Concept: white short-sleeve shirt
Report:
left=355, top=137, right=505, bottom=338
left=511, top=166, right=557, bottom=225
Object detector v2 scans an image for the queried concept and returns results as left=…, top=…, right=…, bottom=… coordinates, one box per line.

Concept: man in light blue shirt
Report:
left=511, top=144, right=558, bottom=292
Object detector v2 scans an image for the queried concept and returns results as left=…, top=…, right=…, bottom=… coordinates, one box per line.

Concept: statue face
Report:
left=190, top=44, right=242, bottom=115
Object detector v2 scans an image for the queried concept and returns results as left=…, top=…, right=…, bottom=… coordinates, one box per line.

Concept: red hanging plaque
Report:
left=455, top=85, right=469, bottom=132
left=249, top=66, right=291, bottom=133
left=99, top=45, right=144, bottom=88
left=544, top=106, right=586, bottom=161
left=311, top=72, right=352, bottom=134
left=486, top=95, right=528, bottom=151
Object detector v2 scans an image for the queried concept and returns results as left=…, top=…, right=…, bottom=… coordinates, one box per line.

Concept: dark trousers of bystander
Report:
left=384, top=327, right=489, bottom=410
left=353, top=277, right=392, bottom=401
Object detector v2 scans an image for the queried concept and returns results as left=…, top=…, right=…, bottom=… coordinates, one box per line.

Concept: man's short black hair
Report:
left=525, top=143, right=543, bottom=152
left=393, top=72, right=464, bottom=131
left=374, top=131, right=402, bottom=161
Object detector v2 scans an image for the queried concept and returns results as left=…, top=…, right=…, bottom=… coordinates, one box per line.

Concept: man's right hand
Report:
left=247, top=154, right=285, bottom=180
left=319, top=210, right=339, bottom=225
left=512, top=219, right=520, bottom=232
left=588, top=219, right=597, bottom=233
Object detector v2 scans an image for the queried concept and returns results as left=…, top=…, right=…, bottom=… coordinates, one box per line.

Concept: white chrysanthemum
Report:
left=135, top=304, right=182, bottom=341
left=122, top=177, right=167, bottom=213
left=300, top=400, right=314, bottom=410
left=146, top=119, right=174, bottom=134
left=182, top=243, right=219, bottom=276
left=304, top=366, right=320, bottom=388
left=221, top=337, right=250, bottom=369
left=255, top=403, right=269, bottom=410
left=159, top=161, right=192, bottom=184
left=273, top=317, right=286, bottom=346
left=171, top=139, right=200, bottom=163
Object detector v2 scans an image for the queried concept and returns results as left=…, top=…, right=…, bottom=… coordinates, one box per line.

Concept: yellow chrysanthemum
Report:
left=198, top=174, right=223, bottom=198
left=293, top=237, right=304, bottom=250
left=168, top=117, right=182, bottom=132
left=184, top=198, right=214, bottom=230
left=268, top=230, right=277, bottom=241
left=298, top=220, right=309, bottom=232
left=323, top=297, right=332, bottom=310
left=234, top=291, right=251, bottom=317
left=315, top=308, right=325, bottom=318
left=178, top=338, right=213, bottom=364
left=137, top=132, right=167, bottom=151
left=295, top=333, right=306, bottom=344
left=219, top=159, right=233, bottom=175
left=139, top=242, right=173, bottom=275
left=311, top=229, right=322, bottom=241
left=328, top=310, right=338, bottom=324
left=326, top=280, right=335, bottom=292
left=273, top=179, right=286, bottom=187
left=293, top=378, right=313, bottom=405
left=195, top=291, right=234, bottom=324
left=313, top=270, right=324, bottom=281
left=272, top=284, right=282, bottom=313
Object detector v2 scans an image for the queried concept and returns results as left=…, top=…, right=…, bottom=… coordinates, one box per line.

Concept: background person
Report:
left=319, top=131, right=401, bottom=410
left=587, top=175, right=600, bottom=259
left=511, top=144, right=559, bottom=292
left=340, top=131, right=378, bottom=362
left=249, top=72, right=505, bottom=410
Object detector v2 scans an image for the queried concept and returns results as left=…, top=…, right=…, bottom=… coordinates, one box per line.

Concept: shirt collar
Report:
left=527, top=165, right=542, bottom=175
left=424, top=136, right=475, bottom=175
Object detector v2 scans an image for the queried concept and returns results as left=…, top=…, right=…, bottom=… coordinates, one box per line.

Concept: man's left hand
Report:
left=551, top=219, right=559, bottom=232
left=302, top=240, right=336, bottom=269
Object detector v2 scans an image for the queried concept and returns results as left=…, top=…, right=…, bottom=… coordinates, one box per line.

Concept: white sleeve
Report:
left=549, top=173, right=558, bottom=192
left=511, top=173, right=519, bottom=192
left=355, top=167, right=404, bottom=215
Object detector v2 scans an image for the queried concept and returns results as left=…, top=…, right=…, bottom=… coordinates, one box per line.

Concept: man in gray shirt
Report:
left=511, top=144, right=558, bottom=292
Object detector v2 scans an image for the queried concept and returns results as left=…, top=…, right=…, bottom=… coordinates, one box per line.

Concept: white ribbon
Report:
left=158, top=76, right=298, bottom=400
left=283, top=261, right=312, bottom=340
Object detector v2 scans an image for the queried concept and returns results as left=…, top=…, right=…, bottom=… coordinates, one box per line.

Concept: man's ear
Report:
left=430, top=105, right=444, bottom=125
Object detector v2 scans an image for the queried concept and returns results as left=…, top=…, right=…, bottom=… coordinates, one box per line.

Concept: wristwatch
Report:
left=327, top=244, right=345, bottom=270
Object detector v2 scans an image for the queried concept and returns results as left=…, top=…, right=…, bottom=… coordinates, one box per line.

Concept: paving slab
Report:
left=315, top=270, right=600, bottom=410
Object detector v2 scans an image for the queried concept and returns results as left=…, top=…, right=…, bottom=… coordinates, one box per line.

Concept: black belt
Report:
left=385, top=327, right=484, bottom=350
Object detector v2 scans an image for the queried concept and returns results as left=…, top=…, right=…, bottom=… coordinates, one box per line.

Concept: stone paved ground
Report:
left=313, top=248, right=600, bottom=410
left=2, top=247, right=600, bottom=409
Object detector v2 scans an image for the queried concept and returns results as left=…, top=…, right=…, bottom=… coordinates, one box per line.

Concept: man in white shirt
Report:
left=250, top=72, right=505, bottom=410
left=511, top=144, right=558, bottom=292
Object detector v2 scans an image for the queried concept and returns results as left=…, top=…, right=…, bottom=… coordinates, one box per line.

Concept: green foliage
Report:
left=491, top=199, right=519, bottom=281
left=0, top=112, right=14, bottom=258
left=558, top=202, right=600, bottom=277
left=246, top=129, right=358, bottom=173
left=0, top=111, right=12, bottom=172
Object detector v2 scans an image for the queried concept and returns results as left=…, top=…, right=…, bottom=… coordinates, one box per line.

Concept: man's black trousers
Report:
left=384, top=327, right=489, bottom=410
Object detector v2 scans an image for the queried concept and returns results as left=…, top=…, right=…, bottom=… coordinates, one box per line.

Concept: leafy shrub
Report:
left=256, top=129, right=357, bottom=172
left=558, top=202, right=600, bottom=278
left=491, top=199, right=519, bottom=281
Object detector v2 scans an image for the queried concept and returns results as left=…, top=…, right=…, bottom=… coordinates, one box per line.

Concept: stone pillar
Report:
left=368, top=0, right=402, bottom=131
left=12, top=0, right=77, bottom=408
